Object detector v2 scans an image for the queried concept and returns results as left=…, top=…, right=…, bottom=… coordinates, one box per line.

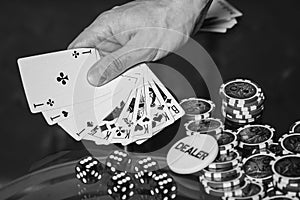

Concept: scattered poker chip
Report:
left=236, top=124, right=274, bottom=149
left=279, top=133, right=300, bottom=155
left=184, top=118, right=224, bottom=138
left=271, top=155, right=300, bottom=185
left=219, top=79, right=263, bottom=105
left=200, top=171, right=246, bottom=190
left=242, top=152, right=276, bottom=184
left=167, top=134, right=219, bottom=174
left=262, top=195, right=298, bottom=200
left=289, top=121, right=300, bottom=133
left=203, top=179, right=248, bottom=197
left=180, top=97, right=215, bottom=120
left=223, top=181, right=265, bottom=200
left=207, top=150, right=242, bottom=170
left=201, top=164, right=242, bottom=182
left=217, top=130, right=238, bottom=154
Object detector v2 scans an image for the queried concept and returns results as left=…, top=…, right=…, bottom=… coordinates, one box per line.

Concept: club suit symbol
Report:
left=57, top=72, right=69, bottom=85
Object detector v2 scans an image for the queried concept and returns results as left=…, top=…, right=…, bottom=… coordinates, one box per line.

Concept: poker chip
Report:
left=203, top=179, right=248, bottom=197
left=275, top=181, right=300, bottom=193
left=167, top=134, right=219, bottom=174
left=289, top=121, right=300, bottom=133
left=200, top=170, right=246, bottom=190
left=223, top=181, right=265, bottom=200
left=242, top=152, right=276, bottom=184
left=219, top=79, right=263, bottom=104
left=278, top=133, right=300, bottom=155
left=236, top=124, right=274, bottom=149
left=218, top=130, right=238, bottom=154
left=201, top=164, right=242, bottom=182
left=184, top=118, right=224, bottom=138
left=207, top=150, right=242, bottom=170
left=271, top=155, right=300, bottom=185
left=220, top=79, right=265, bottom=126
left=180, top=97, right=215, bottom=120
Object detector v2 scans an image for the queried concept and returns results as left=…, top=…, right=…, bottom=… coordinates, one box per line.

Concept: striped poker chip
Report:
left=180, top=97, right=215, bottom=120
left=222, top=104, right=264, bottom=118
left=219, top=79, right=263, bottom=105
left=224, top=93, right=265, bottom=108
left=207, top=150, right=242, bottom=170
left=218, top=130, right=238, bottom=153
left=200, top=170, right=245, bottom=190
left=279, top=133, right=300, bottom=155
left=184, top=118, right=224, bottom=136
left=222, top=99, right=265, bottom=112
left=271, top=155, right=300, bottom=185
left=203, top=179, right=248, bottom=197
left=223, top=181, right=265, bottom=200
left=201, top=164, right=242, bottom=182
left=242, top=152, right=276, bottom=184
left=222, top=111, right=262, bottom=124
left=289, top=121, right=300, bottom=133
left=236, top=124, right=275, bottom=149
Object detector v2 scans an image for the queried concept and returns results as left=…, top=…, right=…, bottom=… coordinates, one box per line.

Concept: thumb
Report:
left=87, top=37, right=155, bottom=87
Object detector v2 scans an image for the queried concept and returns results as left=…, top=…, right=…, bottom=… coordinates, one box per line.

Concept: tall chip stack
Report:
left=219, top=79, right=265, bottom=129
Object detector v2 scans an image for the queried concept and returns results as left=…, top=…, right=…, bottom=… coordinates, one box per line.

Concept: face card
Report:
left=18, top=48, right=98, bottom=113
left=143, top=64, right=185, bottom=121
left=131, top=77, right=153, bottom=142
left=57, top=74, right=141, bottom=140
left=57, top=65, right=144, bottom=140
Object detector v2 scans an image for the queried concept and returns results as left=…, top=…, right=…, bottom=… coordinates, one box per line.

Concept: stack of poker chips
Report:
left=270, top=155, right=300, bottom=198
left=220, top=79, right=265, bottom=127
left=180, top=97, right=215, bottom=121
left=184, top=117, right=224, bottom=139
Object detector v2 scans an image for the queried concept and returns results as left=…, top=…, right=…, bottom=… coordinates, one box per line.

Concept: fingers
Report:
left=87, top=34, right=156, bottom=87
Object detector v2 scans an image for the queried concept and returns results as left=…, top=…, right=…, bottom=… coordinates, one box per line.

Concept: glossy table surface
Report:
left=0, top=0, right=300, bottom=199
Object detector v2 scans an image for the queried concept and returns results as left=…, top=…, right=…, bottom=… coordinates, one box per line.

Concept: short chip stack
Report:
left=271, top=155, right=300, bottom=198
left=184, top=117, right=224, bottom=139
left=180, top=97, right=215, bottom=121
left=220, top=79, right=265, bottom=127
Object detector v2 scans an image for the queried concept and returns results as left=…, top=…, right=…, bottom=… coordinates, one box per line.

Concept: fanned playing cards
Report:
left=17, top=48, right=185, bottom=145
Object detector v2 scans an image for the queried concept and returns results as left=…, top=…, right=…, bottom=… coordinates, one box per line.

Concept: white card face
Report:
left=143, top=64, right=185, bottom=121
left=57, top=65, right=144, bottom=140
left=18, top=48, right=98, bottom=113
left=131, top=75, right=153, bottom=142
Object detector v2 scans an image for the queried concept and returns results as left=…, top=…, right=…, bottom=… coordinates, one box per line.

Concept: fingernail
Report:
left=87, top=67, right=107, bottom=87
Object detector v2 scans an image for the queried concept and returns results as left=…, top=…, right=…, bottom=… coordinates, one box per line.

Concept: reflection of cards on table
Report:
left=18, top=49, right=185, bottom=145
left=200, top=0, right=243, bottom=33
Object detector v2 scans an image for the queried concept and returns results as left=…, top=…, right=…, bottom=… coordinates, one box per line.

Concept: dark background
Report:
left=0, top=0, right=300, bottom=192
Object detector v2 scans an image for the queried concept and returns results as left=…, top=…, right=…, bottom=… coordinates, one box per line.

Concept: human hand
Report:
left=68, top=0, right=211, bottom=86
